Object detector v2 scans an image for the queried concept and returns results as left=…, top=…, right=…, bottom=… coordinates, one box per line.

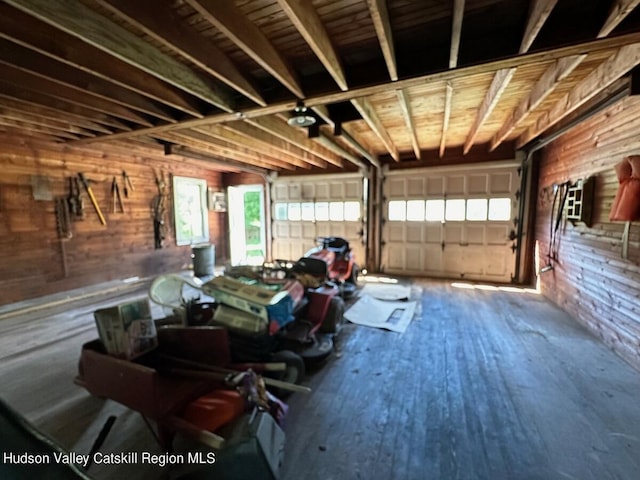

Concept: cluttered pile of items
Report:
left=74, top=252, right=353, bottom=479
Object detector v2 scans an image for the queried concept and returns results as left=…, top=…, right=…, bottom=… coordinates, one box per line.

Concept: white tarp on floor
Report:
left=344, top=294, right=417, bottom=333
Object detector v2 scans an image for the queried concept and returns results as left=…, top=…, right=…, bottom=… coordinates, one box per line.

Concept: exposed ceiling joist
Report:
left=367, top=0, right=397, bottom=82
left=599, top=0, right=640, bottom=38
left=463, top=0, right=556, bottom=154
left=351, top=97, right=399, bottom=161
left=397, top=89, right=421, bottom=160
left=185, top=0, right=304, bottom=99
left=3, top=0, right=235, bottom=111
left=517, top=43, right=640, bottom=148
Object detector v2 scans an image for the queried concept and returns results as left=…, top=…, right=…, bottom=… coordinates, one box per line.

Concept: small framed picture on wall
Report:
left=208, top=188, right=227, bottom=212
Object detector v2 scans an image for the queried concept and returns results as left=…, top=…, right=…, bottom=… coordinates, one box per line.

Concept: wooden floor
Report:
left=1, top=278, right=640, bottom=480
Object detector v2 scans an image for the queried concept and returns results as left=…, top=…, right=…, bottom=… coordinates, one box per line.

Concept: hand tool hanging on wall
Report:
left=122, top=170, right=134, bottom=198
left=67, top=176, right=84, bottom=220
left=78, top=172, right=107, bottom=226
left=152, top=169, right=167, bottom=249
left=111, top=176, right=125, bottom=214
left=541, top=181, right=570, bottom=272
left=55, top=196, right=72, bottom=277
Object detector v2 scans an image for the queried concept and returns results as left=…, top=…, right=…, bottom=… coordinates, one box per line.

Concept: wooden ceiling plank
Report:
left=0, top=95, right=114, bottom=134
left=0, top=65, right=154, bottom=126
left=168, top=146, right=268, bottom=175
left=599, top=0, right=640, bottom=38
left=96, top=0, right=265, bottom=106
left=219, top=122, right=315, bottom=169
left=367, top=0, right=397, bottom=81
left=247, top=117, right=335, bottom=167
left=4, top=0, right=235, bottom=111
left=0, top=4, right=204, bottom=117
left=517, top=43, right=640, bottom=148
left=72, top=31, right=640, bottom=146
left=491, top=1, right=638, bottom=151
left=463, top=0, right=556, bottom=154
left=0, top=40, right=177, bottom=123
left=397, top=89, right=421, bottom=160
left=277, top=0, right=347, bottom=91
left=490, top=55, right=583, bottom=151
left=186, top=0, right=304, bottom=98
left=440, top=0, right=465, bottom=158
left=163, top=130, right=291, bottom=170
left=352, top=97, right=399, bottom=161
left=0, top=106, right=97, bottom=137
left=193, top=125, right=305, bottom=170
left=0, top=117, right=80, bottom=140
left=312, top=133, right=366, bottom=169
left=0, top=83, right=131, bottom=131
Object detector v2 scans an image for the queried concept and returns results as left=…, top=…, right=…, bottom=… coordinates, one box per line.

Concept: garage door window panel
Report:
left=407, top=200, right=426, bottom=221
left=445, top=199, right=466, bottom=221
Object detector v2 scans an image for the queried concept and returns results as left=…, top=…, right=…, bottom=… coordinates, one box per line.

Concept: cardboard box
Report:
left=94, top=298, right=157, bottom=359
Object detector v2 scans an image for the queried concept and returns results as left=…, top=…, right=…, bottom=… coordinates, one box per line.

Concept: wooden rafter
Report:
left=0, top=40, right=176, bottom=123
left=196, top=124, right=311, bottom=170
left=440, top=0, right=464, bottom=158
left=517, top=43, right=640, bottom=148
left=185, top=0, right=304, bottom=99
left=463, top=0, right=557, bottom=154
left=490, top=0, right=639, bottom=151
left=352, top=97, right=399, bottom=161
left=3, top=0, right=235, bottom=111
left=367, top=0, right=397, bottom=81
left=248, top=117, right=341, bottom=167
left=0, top=105, right=96, bottom=137
left=0, top=3, right=203, bottom=118
left=397, top=89, right=421, bottom=160
left=95, top=0, right=265, bottom=106
left=277, top=0, right=347, bottom=91
left=71, top=31, right=640, bottom=146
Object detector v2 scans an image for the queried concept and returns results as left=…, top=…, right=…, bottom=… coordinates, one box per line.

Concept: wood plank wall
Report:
left=536, top=95, right=640, bottom=371
left=0, top=135, right=225, bottom=305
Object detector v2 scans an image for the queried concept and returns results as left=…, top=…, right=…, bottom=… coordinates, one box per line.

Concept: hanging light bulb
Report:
left=287, top=101, right=316, bottom=127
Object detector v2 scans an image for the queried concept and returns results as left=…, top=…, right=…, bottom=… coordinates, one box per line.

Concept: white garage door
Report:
left=382, top=162, right=520, bottom=283
left=271, top=173, right=365, bottom=266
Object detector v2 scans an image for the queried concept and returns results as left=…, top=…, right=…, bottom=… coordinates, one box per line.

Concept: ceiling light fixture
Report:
left=287, top=101, right=316, bottom=128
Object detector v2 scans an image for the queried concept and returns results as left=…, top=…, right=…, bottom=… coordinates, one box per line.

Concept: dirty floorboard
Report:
left=1, top=279, right=640, bottom=480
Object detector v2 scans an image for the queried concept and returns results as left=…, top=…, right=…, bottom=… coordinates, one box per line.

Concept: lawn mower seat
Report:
left=324, top=237, right=349, bottom=256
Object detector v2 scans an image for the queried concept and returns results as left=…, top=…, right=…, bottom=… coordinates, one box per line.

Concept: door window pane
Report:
left=274, top=203, right=288, bottom=220
left=288, top=202, right=301, bottom=221
left=425, top=199, right=445, bottom=221
left=344, top=201, right=361, bottom=221
left=315, top=202, right=329, bottom=221
left=406, top=200, right=425, bottom=221
left=466, top=199, right=488, bottom=221
left=301, top=202, right=315, bottom=221
left=388, top=200, right=406, bottom=221
left=445, top=199, right=465, bottom=221
left=488, top=198, right=511, bottom=221
left=329, top=202, right=344, bottom=221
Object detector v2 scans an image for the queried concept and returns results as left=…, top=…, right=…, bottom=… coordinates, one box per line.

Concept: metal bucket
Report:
left=192, top=244, right=215, bottom=277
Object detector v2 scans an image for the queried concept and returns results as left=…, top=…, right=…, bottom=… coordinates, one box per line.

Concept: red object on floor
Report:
left=182, top=390, right=245, bottom=432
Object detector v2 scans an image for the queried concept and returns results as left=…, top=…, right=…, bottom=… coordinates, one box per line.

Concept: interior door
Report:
left=227, top=184, right=266, bottom=266
left=382, top=162, right=520, bottom=283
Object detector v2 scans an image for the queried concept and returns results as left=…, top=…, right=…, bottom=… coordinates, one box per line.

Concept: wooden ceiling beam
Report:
left=194, top=125, right=307, bottom=170
left=0, top=65, right=153, bottom=126
left=4, top=0, right=235, bottom=111
left=367, top=0, right=397, bottom=82
left=463, top=0, right=556, bottom=154
left=397, top=89, right=421, bottom=160
left=161, top=130, right=289, bottom=171
left=0, top=95, right=114, bottom=134
left=599, top=0, right=640, bottom=38
left=351, top=97, right=399, bottom=161
left=0, top=3, right=203, bottom=118
left=186, top=0, right=304, bottom=99
left=0, top=117, right=80, bottom=141
left=0, top=40, right=177, bottom=123
left=221, top=122, right=317, bottom=169
left=248, top=117, right=340, bottom=167
left=0, top=82, right=131, bottom=131
left=0, top=106, right=97, bottom=137
left=440, top=0, right=465, bottom=158
left=95, top=0, right=265, bottom=107
left=491, top=0, right=639, bottom=151
left=517, top=43, right=640, bottom=148
left=277, top=0, right=347, bottom=91
left=72, top=30, right=640, bottom=145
